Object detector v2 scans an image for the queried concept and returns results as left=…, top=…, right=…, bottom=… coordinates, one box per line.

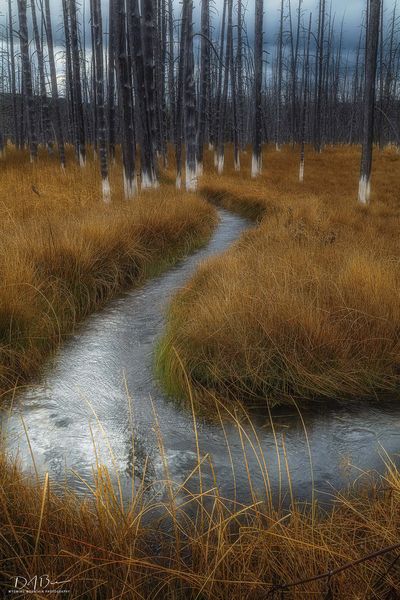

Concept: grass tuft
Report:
left=157, top=145, right=400, bottom=406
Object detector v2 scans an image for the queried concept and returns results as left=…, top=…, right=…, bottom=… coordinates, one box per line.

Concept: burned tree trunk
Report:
left=142, top=0, right=158, bottom=153
left=252, top=0, right=263, bottom=177
left=108, top=0, right=116, bottom=161
left=17, top=0, right=38, bottom=160
left=299, top=13, right=312, bottom=182
left=237, top=0, right=244, bottom=150
left=31, top=0, right=53, bottom=153
left=128, top=0, right=158, bottom=188
left=91, top=0, right=110, bottom=201
left=115, top=0, right=136, bottom=197
left=359, top=0, right=381, bottom=204
left=167, top=0, right=176, bottom=144
left=8, top=0, right=19, bottom=149
left=276, top=0, right=284, bottom=151
left=68, top=0, right=86, bottom=165
left=174, top=0, right=188, bottom=188
left=184, top=0, right=197, bottom=190
left=43, top=0, right=66, bottom=168
left=314, top=0, right=326, bottom=153
left=197, top=0, right=210, bottom=174
left=216, top=0, right=233, bottom=174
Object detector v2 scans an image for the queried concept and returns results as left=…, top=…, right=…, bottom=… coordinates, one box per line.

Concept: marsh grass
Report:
left=0, top=145, right=400, bottom=598
left=1, top=399, right=400, bottom=599
left=158, top=145, right=400, bottom=406
left=0, top=146, right=217, bottom=396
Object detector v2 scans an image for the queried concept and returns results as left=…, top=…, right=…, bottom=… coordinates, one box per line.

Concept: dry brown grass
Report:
left=1, top=145, right=400, bottom=598
left=0, top=145, right=217, bottom=396
left=1, top=443, right=400, bottom=598
left=158, top=145, right=400, bottom=405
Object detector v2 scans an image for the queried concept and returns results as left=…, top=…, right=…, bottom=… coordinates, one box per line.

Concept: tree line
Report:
left=0, top=0, right=393, bottom=202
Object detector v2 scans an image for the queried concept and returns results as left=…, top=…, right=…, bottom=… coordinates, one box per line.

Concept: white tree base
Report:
left=142, top=171, right=159, bottom=189
left=251, top=153, right=262, bottom=178
left=217, top=154, right=224, bottom=174
left=185, top=163, right=198, bottom=191
left=299, top=161, right=304, bottom=182
left=358, top=175, right=371, bottom=205
left=123, top=169, right=137, bottom=199
left=102, top=178, right=111, bottom=203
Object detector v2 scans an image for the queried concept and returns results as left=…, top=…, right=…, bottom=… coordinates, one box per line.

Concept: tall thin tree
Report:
left=359, top=0, right=381, bottom=204
left=252, top=0, right=263, bottom=177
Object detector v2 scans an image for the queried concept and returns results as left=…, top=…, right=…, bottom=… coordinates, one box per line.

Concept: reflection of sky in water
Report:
left=1, top=209, right=400, bottom=508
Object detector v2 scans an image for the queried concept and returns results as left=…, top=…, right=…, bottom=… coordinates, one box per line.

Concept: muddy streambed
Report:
left=1, top=209, right=399, bottom=507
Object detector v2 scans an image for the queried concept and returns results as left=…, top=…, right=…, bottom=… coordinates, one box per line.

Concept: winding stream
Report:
left=1, top=208, right=400, bottom=506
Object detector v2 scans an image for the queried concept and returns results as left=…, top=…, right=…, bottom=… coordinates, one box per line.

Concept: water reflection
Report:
left=1, top=209, right=399, bottom=506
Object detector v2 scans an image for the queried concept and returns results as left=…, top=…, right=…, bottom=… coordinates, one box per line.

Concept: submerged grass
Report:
left=158, top=145, right=400, bottom=406
left=0, top=146, right=217, bottom=396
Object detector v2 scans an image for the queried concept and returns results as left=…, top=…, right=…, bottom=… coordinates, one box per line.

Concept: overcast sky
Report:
left=0, top=0, right=395, bottom=51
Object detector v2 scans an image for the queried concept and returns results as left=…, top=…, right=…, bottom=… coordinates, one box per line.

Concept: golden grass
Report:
left=1, top=145, right=400, bottom=598
left=1, top=439, right=400, bottom=598
left=158, top=145, right=400, bottom=405
left=0, top=146, right=217, bottom=397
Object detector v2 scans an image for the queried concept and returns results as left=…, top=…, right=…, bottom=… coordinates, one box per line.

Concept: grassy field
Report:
left=1, top=145, right=400, bottom=598
left=1, top=431, right=400, bottom=598
left=158, top=145, right=400, bottom=407
left=0, top=146, right=217, bottom=398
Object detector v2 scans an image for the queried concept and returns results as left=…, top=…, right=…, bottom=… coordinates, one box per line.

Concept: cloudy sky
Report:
left=0, top=0, right=395, bottom=53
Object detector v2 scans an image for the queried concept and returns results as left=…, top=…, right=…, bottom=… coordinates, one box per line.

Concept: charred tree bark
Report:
left=142, top=0, right=158, bottom=152
left=31, top=0, right=53, bottom=153
left=197, top=0, right=210, bottom=173
left=68, top=0, right=86, bottom=165
left=174, top=0, right=187, bottom=188
left=359, top=0, right=381, bottom=204
left=216, top=0, right=233, bottom=173
left=237, top=0, right=245, bottom=150
left=8, top=0, right=19, bottom=149
left=42, top=0, right=66, bottom=167
left=108, top=0, right=116, bottom=161
left=299, top=13, right=312, bottom=182
left=276, top=0, right=284, bottom=151
left=17, top=0, right=38, bottom=160
left=115, top=0, right=136, bottom=198
left=128, top=0, right=158, bottom=187
left=252, top=0, right=263, bottom=177
left=314, top=0, right=326, bottom=153
left=91, top=0, right=110, bottom=201
left=183, top=0, right=197, bottom=190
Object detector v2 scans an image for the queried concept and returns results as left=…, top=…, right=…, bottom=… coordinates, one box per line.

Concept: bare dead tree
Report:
left=17, top=0, right=38, bottom=160
left=67, top=0, right=86, bottom=165
left=299, top=12, right=312, bottom=182
left=8, top=0, right=20, bottom=149
left=42, top=0, right=66, bottom=168
left=183, top=0, right=197, bottom=190
left=115, top=0, right=136, bottom=198
left=91, top=0, right=110, bottom=201
left=128, top=0, right=158, bottom=188
left=359, top=0, right=381, bottom=204
left=252, top=0, right=263, bottom=177
left=31, top=0, right=53, bottom=153
left=197, top=0, right=210, bottom=174
left=107, top=0, right=116, bottom=161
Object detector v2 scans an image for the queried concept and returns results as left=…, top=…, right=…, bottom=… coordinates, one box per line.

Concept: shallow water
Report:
left=1, top=208, right=400, bottom=506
